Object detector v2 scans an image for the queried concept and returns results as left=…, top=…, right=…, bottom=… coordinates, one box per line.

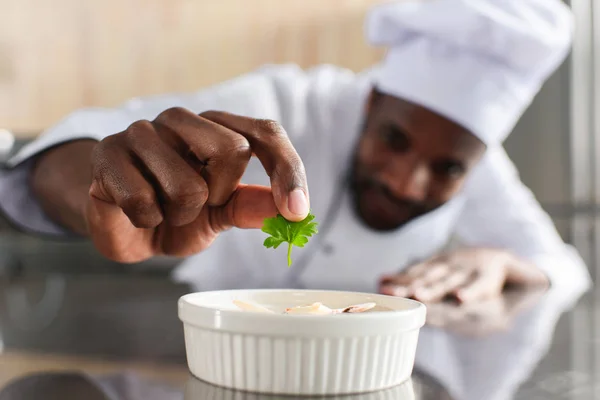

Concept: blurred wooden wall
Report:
left=0, top=0, right=384, bottom=136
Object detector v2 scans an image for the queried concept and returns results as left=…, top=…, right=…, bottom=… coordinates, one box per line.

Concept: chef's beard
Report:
left=348, top=160, right=435, bottom=232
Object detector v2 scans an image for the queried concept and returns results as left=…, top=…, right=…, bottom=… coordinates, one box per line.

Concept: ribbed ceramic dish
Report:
left=184, top=372, right=416, bottom=399
left=178, top=289, right=426, bottom=396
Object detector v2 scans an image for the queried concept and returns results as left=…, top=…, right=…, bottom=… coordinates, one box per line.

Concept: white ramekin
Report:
left=178, top=289, right=426, bottom=396
left=184, top=374, right=416, bottom=399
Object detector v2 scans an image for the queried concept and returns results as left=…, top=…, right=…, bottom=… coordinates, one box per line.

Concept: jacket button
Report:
left=322, top=243, right=334, bottom=255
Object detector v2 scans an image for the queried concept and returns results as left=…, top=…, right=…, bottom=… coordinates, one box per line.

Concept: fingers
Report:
left=396, top=262, right=449, bottom=287
left=412, top=270, right=472, bottom=303
left=381, top=269, right=500, bottom=304
left=380, top=260, right=448, bottom=298
left=379, top=284, right=411, bottom=298
left=125, top=120, right=209, bottom=226
left=91, top=107, right=308, bottom=238
left=200, top=110, right=310, bottom=221
left=92, top=124, right=210, bottom=228
left=381, top=263, right=426, bottom=286
left=210, top=184, right=278, bottom=232
left=453, top=270, right=505, bottom=304
left=146, top=184, right=279, bottom=257
left=86, top=193, right=156, bottom=263
left=90, top=140, right=164, bottom=229
left=154, top=108, right=251, bottom=206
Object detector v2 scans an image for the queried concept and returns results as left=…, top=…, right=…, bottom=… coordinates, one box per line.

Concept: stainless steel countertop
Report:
left=0, top=270, right=594, bottom=400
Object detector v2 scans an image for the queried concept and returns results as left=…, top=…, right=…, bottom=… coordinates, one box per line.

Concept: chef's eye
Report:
left=432, top=159, right=465, bottom=179
left=378, top=124, right=410, bottom=152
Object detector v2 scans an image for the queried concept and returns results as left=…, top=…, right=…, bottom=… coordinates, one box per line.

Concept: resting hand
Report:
left=379, top=248, right=549, bottom=304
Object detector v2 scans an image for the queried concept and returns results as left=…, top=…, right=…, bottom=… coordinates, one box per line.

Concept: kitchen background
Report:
left=0, top=0, right=388, bottom=365
left=0, top=0, right=383, bottom=133
left=0, top=0, right=596, bottom=269
left=0, top=0, right=384, bottom=273
left=0, top=0, right=597, bottom=272
left=0, top=0, right=598, bottom=390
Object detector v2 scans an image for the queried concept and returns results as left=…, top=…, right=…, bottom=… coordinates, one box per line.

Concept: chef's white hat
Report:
left=366, top=0, right=574, bottom=145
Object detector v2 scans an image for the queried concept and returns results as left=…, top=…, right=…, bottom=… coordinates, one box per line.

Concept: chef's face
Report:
left=351, top=89, right=486, bottom=231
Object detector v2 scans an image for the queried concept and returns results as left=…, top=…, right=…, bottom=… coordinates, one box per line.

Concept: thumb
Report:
left=210, top=184, right=279, bottom=232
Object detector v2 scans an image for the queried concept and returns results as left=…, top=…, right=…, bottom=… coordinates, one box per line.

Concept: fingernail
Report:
left=288, top=188, right=309, bottom=216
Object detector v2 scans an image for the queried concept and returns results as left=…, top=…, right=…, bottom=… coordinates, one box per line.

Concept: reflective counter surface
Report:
left=0, top=262, right=594, bottom=400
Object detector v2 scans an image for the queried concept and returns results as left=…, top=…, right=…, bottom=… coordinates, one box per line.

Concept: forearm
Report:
left=31, top=140, right=97, bottom=236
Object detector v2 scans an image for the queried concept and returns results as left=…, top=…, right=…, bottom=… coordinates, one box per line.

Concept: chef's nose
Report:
left=383, top=157, right=430, bottom=202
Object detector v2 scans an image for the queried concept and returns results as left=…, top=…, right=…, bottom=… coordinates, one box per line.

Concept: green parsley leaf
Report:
left=261, top=212, right=319, bottom=267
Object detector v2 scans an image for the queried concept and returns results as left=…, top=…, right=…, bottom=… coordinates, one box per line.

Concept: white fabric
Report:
left=0, top=64, right=591, bottom=294
left=366, top=0, right=574, bottom=145
left=416, top=275, right=590, bottom=400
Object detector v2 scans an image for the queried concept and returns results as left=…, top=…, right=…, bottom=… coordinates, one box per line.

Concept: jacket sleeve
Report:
left=0, top=64, right=358, bottom=236
left=453, top=145, right=591, bottom=293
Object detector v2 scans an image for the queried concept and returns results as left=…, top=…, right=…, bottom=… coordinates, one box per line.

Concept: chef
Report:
left=0, top=0, right=591, bottom=303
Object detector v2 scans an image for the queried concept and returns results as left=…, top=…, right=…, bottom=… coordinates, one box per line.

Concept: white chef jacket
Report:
left=416, top=276, right=588, bottom=400
left=0, top=64, right=591, bottom=295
